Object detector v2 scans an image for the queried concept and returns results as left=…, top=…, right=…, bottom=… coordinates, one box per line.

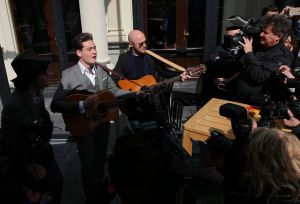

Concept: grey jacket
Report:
left=50, top=63, right=129, bottom=114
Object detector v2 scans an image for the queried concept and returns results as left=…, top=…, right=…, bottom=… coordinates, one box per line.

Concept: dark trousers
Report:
left=77, top=123, right=110, bottom=204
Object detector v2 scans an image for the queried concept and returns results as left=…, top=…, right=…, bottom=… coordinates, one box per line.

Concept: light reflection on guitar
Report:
left=117, top=65, right=206, bottom=92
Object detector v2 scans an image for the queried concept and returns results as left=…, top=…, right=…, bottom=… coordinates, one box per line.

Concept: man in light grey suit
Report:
left=51, top=33, right=128, bottom=204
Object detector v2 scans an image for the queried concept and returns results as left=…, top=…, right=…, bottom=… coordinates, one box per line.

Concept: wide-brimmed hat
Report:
left=11, top=50, right=52, bottom=77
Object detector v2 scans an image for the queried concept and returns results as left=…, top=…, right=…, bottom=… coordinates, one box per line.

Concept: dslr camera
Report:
left=206, top=103, right=252, bottom=154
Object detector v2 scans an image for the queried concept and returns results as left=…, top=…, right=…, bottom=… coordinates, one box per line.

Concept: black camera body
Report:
left=225, top=16, right=262, bottom=56
left=286, top=78, right=300, bottom=97
left=206, top=103, right=252, bottom=156
left=219, top=103, right=253, bottom=141
left=206, top=130, right=233, bottom=152
left=293, top=67, right=300, bottom=78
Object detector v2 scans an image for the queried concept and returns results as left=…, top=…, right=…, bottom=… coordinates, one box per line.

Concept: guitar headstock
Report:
left=186, top=64, right=207, bottom=76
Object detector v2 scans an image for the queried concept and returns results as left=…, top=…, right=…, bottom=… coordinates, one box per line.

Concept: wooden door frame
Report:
left=8, top=0, right=62, bottom=83
left=9, top=0, right=23, bottom=52
left=139, top=0, right=189, bottom=49
left=176, top=0, right=188, bottom=48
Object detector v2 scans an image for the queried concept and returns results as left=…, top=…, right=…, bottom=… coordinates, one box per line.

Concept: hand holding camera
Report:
left=283, top=109, right=300, bottom=127
left=238, top=36, right=253, bottom=53
left=279, top=65, right=295, bottom=82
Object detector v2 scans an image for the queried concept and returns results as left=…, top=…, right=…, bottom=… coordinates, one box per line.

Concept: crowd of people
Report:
left=1, top=3, right=300, bottom=204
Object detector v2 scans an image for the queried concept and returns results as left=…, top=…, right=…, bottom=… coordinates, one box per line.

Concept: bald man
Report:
left=113, top=29, right=187, bottom=83
left=113, top=30, right=191, bottom=124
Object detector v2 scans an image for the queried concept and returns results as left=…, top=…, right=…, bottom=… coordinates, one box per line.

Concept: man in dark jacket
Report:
left=234, top=14, right=293, bottom=103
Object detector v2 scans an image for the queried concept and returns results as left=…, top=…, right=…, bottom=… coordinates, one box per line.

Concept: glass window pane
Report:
left=147, top=0, right=176, bottom=49
left=14, top=0, right=50, bottom=53
left=61, top=0, right=82, bottom=52
left=187, top=0, right=206, bottom=47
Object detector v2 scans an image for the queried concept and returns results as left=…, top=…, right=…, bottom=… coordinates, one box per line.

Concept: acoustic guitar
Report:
left=117, top=65, right=207, bottom=92
left=62, top=90, right=131, bottom=137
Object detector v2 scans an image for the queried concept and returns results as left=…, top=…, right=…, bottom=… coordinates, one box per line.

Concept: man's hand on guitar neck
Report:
left=180, top=71, right=191, bottom=81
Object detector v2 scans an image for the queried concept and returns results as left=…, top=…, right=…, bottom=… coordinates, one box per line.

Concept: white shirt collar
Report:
left=78, top=61, right=96, bottom=75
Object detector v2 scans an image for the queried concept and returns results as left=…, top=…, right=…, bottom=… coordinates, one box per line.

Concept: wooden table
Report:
left=182, top=98, right=250, bottom=156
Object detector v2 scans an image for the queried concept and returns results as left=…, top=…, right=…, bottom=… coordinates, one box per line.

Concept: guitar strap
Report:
left=96, top=62, right=145, bottom=89
left=96, top=63, right=123, bottom=80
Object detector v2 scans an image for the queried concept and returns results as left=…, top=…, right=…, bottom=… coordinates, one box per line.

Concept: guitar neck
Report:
left=153, top=75, right=182, bottom=89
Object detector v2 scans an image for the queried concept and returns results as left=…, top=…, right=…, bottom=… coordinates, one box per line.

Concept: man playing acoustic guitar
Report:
left=50, top=32, right=130, bottom=204
left=113, top=30, right=206, bottom=125
left=113, top=29, right=191, bottom=91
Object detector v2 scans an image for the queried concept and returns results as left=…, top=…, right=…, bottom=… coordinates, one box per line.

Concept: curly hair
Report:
left=261, top=14, right=292, bottom=40
left=245, top=127, right=300, bottom=202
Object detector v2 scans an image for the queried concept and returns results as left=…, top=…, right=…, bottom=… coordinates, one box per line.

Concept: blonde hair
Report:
left=246, top=127, right=300, bottom=201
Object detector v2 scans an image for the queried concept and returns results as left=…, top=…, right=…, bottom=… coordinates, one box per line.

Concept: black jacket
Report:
left=1, top=90, right=53, bottom=162
left=235, top=42, right=292, bottom=102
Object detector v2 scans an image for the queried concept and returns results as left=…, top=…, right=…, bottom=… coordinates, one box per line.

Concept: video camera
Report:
left=225, top=16, right=261, bottom=56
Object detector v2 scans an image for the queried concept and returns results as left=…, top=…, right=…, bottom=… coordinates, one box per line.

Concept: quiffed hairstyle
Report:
left=72, top=32, right=93, bottom=51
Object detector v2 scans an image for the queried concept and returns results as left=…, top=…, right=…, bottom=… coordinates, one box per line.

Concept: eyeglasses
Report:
left=137, top=41, right=148, bottom=47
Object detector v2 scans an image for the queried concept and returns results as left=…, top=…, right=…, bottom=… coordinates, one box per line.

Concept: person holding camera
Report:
left=226, top=127, right=300, bottom=204
left=282, top=109, right=300, bottom=138
left=202, top=26, right=243, bottom=102
left=0, top=50, right=63, bottom=204
left=234, top=14, right=293, bottom=103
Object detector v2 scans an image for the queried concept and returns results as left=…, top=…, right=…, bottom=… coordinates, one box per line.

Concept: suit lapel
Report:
left=95, top=66, right=104, bottom=91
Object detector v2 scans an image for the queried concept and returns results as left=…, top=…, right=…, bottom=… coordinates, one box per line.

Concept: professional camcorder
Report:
left=224, top=16, right=261, bottom=56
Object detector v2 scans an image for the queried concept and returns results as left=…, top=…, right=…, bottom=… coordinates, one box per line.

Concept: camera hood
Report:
left=219, top=103, right=248, bottom=121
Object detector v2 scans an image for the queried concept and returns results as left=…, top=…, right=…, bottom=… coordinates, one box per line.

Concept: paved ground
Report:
left=0, top=79, right=199, bottom=204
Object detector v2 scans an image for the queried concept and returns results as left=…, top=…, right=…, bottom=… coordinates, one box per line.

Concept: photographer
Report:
left=202, top=26, right=243, bottom=102
left=206, top=104, right=257, bottom=195
left=226, top=127, right=300, bottom=204
left=234, top=14, right=293, bottom=103
left=210, top=104, right=300, bottom=203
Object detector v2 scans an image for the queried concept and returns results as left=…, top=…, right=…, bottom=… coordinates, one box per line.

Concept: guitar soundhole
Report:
left=90, top=103, right=108, bottom=121
left=97, top=103, right=108, bottom=114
